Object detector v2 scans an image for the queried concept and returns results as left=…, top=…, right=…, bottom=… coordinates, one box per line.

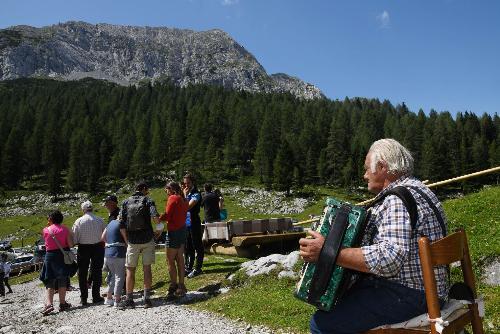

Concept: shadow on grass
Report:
left=203, top=261, right=241, bottom=267
left=202, top=267, right=239, bottom=275
left=151, top=280, right=168, bottom=291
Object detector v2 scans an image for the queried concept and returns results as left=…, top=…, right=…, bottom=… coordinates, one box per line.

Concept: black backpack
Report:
left=126, top=195, right=150, bottom=231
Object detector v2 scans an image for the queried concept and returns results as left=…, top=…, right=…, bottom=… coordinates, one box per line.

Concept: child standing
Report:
left=2, top=254, right=12, bottom=294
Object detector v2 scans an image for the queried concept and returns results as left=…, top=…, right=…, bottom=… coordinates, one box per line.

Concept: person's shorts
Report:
left=126, top=240, right=156, bottom=267
left=165, top=227, right=186, bottom=249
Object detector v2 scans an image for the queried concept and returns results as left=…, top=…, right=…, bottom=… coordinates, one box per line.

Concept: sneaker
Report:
left=143, top=299, right=153, bottom=309
left=113, top=301, right=120, bottom=308
left=118, top=298, right=135, bottom=310
left=104, top=298, right=114, bottom=307
left=174, top=284, right=187, bottom=298
left=59, top=302, right=72, bottom=312
left=187, top=269, right=202, bottom=278
left=41, top=304, right=54, bottom=316
left=92, top=296, right=104, bottom=304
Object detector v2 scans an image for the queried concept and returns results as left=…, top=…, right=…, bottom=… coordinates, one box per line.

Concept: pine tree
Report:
left=325, top=108, right=350, bottom=185
left=273, top=139, right=294, bottom=194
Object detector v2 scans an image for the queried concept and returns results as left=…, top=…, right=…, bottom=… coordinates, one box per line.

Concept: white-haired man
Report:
left=72, top=201, right=105, bottom=306
left=300, top=138, right=448, bottom=333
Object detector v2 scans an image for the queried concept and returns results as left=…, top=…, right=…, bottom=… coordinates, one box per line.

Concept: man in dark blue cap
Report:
left=103, top=195, right=120, bottom=222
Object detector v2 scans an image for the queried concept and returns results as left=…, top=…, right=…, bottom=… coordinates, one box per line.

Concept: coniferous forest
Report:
left=0, top=78, right=498, bottom=195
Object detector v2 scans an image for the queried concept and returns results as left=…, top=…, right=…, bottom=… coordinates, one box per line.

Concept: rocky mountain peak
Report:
left=0, top=21, right=324, bottom=99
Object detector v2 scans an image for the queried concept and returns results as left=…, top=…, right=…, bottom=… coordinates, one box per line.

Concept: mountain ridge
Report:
left=0, top=21, right=324, bottom=99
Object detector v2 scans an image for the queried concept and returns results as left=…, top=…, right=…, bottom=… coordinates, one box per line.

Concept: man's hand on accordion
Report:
left=299, top=230, right=325, bottom=263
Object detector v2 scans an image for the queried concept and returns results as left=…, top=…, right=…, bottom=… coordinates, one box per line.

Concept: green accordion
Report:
left=295, top=197, right=368, bottom=311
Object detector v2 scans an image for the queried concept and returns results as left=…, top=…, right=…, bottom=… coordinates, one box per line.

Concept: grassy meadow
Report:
left=0, top=185, right=498, bottom=333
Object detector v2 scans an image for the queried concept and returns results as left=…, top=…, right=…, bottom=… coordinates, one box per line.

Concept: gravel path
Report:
left=0, top=280, right=272, bottom=334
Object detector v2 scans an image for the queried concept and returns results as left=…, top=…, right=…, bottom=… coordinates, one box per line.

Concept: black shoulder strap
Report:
left=308, top=205, right=351, bottom=304
left=406, top=186, right=447, bottom=237
left=369, top=186, right=418, bottom=231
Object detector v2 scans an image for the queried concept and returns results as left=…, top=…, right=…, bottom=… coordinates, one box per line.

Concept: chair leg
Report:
left=470, top=303, right=484, bottom=334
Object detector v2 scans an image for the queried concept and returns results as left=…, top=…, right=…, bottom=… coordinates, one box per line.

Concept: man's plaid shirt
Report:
left=361, top=176, right=448, bottom=298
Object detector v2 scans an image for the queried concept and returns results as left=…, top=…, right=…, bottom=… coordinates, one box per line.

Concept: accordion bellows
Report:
left=295, top=197, right=367, bottom=311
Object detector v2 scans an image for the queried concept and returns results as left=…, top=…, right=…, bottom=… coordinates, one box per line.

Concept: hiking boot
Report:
left=187, top=268, right=202, bottom=278
left=143, top=298, right=153, bottom=309
left=59, top=302, right=72, bottom=312
left=41, top=304, right=54, bottom=316
left=118, top=298, right=135, bottom=310
left=92, top=296, right=104, bottom=304
left=174, top=284, right=187, bottom=298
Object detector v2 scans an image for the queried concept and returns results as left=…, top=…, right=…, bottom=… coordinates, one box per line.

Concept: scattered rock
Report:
left=55, top=326, right=74, bottom=333
left=483, top=258, right=500, bottom=286
left=240, top=252, right=300, bottom=277
left=219, top=287, right=230, bottom=294
left=278, top=270, right=297, bottom=279
left=0, top=326, right=14, bottom=333
left=221, top=187, right=313, bottom=215
left=1, top=280, right=273, bottom=333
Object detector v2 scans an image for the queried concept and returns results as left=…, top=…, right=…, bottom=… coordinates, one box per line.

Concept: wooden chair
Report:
left=367, top=229, right=484, bottom=334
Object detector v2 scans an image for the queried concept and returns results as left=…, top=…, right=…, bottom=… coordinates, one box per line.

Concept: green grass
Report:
left=443, top=186, right=500, bottom=331
left=2, top=185, right=499, bottom=332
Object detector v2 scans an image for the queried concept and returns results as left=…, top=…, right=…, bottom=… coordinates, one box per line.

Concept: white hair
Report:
left=368, top=138, right=414, bottom=176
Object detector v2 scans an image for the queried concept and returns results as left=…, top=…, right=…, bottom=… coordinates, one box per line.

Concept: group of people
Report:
left=39, top=173, right=225, bottom=315
left=33, top=137, right=450, bottom=333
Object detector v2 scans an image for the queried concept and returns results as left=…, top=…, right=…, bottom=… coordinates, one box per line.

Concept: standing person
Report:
left=201, top=183, right=221, bottom=224
left=214, top=189, right=224, bottom=210
left=299, top=138, right=448, bottom=333
left=94, top=194, right=121, bottom=290
left=101, top=218, right=127, bottom=307
left=118, top=181, right=160, bottom=309
left=103, top=195, right=120, bottom=222
left=72, top=201, right=105, bottom=306
left=39, top=210, right=74, bottom=315
left=159, top=182, right=188, bottom=299
left=2, top=254, right=12, bottom=294
left=182, top=173, right=203, bottom=278
left=0, top=254, right=5, bottom=298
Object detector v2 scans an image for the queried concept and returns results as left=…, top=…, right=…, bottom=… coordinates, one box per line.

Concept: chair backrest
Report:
left=418, top=229, right=483, bottom=334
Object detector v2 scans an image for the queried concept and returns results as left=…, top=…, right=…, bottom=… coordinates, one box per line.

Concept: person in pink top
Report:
left=39, top=210, right=74, bottom=316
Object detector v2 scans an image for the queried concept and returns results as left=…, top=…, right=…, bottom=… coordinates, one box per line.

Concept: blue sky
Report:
left=1, top=0, right=499, bottom=115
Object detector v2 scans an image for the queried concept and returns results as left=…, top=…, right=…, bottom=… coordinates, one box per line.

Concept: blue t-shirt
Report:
left=186, top=187, right=202, bottom=223
left=105, top=220, right=126, bottom=258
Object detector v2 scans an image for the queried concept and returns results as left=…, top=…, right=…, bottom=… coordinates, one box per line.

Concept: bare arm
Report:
left=187, top=199, right=198, bottom=210
left=299, top=230, right=370, bottom=273
left=101, top=228, right=107, bottom=243
left=120, top=228, right=128, bottom=245
left=66, top=228, right=75, bottom=248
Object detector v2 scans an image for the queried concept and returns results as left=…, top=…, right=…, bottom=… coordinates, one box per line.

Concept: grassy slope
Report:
left=193, top=186, right=500, bottom=333
left=2, top=186, right=499, bottom=333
